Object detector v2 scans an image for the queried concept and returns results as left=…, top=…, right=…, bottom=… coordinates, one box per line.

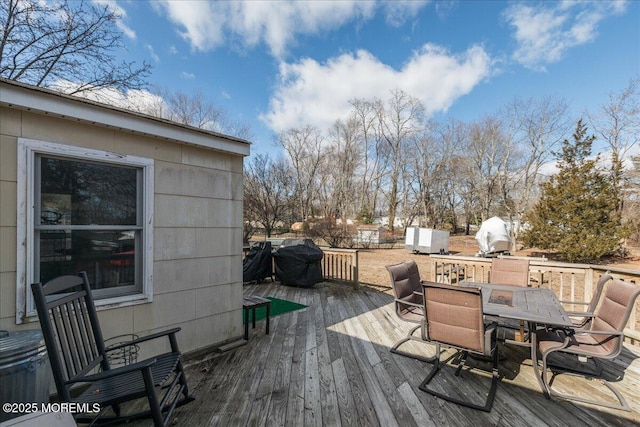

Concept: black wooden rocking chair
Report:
left=32, top=272, right=195, bottom=426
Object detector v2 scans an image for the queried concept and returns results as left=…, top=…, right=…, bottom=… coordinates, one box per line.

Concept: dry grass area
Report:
left=357, top=234, right=640, bottom=290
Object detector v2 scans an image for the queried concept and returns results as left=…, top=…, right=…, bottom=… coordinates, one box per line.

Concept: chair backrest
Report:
left=386, top=260, right=423, bottom=319
left=585, top=273, right=613, bottom=315
left=422, top=282, right=486, bottom=354
left=387, top=260, right=422, bottom=300
left=490, top=258, right=530, bottom=286
left=31, top=272, right=109, bottom=402
left=590, top=278, right=640, bottom=355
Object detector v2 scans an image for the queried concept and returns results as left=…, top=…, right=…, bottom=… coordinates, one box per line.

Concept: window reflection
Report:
left=40, top=157, right=137, bottom=225
left=39, top=230, right=136, bottom=291
left=37, top=156, right=140, bottom=295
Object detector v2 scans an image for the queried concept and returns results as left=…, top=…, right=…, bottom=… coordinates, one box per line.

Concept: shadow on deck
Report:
left=132, top=281, right=640, bottom=426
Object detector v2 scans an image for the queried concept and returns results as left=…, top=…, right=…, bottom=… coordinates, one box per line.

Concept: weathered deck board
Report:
left=127, top=281, right=640, bottom=427
left=312, top=293, right=341, bottom=427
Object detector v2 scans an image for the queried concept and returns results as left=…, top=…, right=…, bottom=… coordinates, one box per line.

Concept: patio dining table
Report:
left=459, top=281, right=573, bottom=397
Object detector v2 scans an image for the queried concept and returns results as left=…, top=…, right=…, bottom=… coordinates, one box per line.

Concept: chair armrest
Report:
left=106, top=327, right=182, bottom=351
left=421, top=319, right=429, bottom=341
left=565, top=311, right=595, bottom=318
left=484, top=322, right=497, bottom=352
left=573, top=329, right=623, bottom=337
left=558, top=300, right=589, bottom=307
left=411, top=291, right=424, bottom=304
left=395, top=298, right=423, bottom=309
left=66, top=358, right=157, bottom=384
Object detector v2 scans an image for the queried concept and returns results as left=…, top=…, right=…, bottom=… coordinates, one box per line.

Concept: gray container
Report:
left=0, top=330, right=52, bottom=422
left=405, top=227, right=450, bottom=254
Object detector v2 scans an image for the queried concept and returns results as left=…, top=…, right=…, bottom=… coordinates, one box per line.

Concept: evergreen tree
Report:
left=356, top=207, right=374, bottom=224
left=522, top=120, right=624, bottom=262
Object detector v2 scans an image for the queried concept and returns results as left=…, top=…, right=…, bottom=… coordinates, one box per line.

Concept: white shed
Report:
left=355, top=225, right=389, bottom=245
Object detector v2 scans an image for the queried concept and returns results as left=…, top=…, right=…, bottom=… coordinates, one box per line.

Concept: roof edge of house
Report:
left=0, top=78, right=251, bottom=157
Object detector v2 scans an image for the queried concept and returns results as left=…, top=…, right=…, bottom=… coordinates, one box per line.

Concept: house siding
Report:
left=0, top=93, right=247, bottom=358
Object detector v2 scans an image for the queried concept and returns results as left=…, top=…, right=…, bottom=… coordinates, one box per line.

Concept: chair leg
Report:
left=175, top=360, right=195, bottom=403
left=419, top=346, right=499, bottom=412
left=390, top=324, right=436, bottom=363
left=141, top=367, right=165, bottom=427
left=540, top=352, right=630, bottom=411
left=454, top=351, right=469, bottom=376
left=166, top=332, right=195, bottom=403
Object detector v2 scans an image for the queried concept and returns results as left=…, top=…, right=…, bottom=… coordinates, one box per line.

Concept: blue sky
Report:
left=106, top=0, right=639, bottom=157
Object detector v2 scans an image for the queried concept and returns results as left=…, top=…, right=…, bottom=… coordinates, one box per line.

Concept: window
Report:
left=17, top=139, right=154, bottom=323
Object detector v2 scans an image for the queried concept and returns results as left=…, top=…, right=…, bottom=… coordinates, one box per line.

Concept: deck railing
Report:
left=429, top=254, right=640, bottom=344
left=245, top=244, right=359, bottom=289
left=321, top=248, right=359, bottom=289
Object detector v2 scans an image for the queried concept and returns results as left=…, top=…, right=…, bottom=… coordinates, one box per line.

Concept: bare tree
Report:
left=276, top=126, right=324, bottom=221
left=412, top=119, right=466, bottom=230
left=349, top=98, right=385, bottom=219
left=163, top=89, right=226, bottom=129
left=500, top=95, right=570, bottom=248
left=0, top=0, right=151, bottom=95
left=627, top=155, right=640, bottom=242
left=587, top=78, right=640, bottom=215
left=462, top=116, right=509, bottom=222
left=244, top=154, right=294, bottom=238
left=147, top=87, right=253, bottom=140
left=588, top=78, right=640, bottom=163
left=378, top=89, right=425, bottom=233
left=318, top=118, right=360, bottom=222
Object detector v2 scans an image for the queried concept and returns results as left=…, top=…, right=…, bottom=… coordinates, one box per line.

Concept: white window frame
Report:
left=16, top=138, right=154, bottom=323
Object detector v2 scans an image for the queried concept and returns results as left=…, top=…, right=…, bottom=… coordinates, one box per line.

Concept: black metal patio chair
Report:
left=31, top=272, right=195, bottom=426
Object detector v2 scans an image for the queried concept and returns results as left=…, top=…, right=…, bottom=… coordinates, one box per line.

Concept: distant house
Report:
left=0, top=79, right=250, bottom=356
left=335, top=218, right=354, bottom=226
left=373, top=216, right=406, bottom=230
left=291, top=221, right=305, bottom=231
left=355, top=225, right=391, bottom=245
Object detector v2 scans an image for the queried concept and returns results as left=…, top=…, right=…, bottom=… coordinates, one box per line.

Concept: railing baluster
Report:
left=320, top=248, right=359, bottom=289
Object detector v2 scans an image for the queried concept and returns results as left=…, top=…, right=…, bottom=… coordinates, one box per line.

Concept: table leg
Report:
left=529, top=321, right=551, bottom=398
left=252, top=308, right=256, bottom=328
left=266, top=303, right=270, bottom=335
left=244, top=308, right=249, bottom=340
left=516, top=320, right=526, bottom=342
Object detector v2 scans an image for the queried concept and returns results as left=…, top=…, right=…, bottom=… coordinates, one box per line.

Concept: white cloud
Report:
left=92, top=0, right=136, bottom=39
left=154, top=0, right=427, bottom=57
left=260, top=44, right=492, bottom=133
left=504, top=1, right=628, bottom=71
left=145, top=44, right=160, bottom=63
left=382, top=0, right=429, bottom=27
left=50, top=79, right=164, bottom=114
left=180, top=71, right=195, bottom=80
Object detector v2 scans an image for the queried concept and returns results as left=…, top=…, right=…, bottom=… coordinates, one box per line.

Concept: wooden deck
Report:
left=141, top=281, right=640, bottom=426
